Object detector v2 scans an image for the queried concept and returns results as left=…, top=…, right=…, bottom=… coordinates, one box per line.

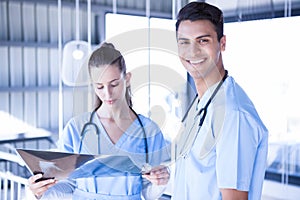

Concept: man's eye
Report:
left=199, top=39, right=209, bottom=44
left=178, top=41, right=190, bottom=45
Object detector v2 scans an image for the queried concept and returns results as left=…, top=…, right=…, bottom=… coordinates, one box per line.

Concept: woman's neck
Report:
left=97, top=103, right=134, bottom=121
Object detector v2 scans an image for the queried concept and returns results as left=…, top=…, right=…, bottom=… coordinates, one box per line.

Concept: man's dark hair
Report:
left=176, top=2, right=224, bottom=41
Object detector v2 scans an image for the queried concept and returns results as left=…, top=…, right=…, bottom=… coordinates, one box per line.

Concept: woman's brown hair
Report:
left=88, top=42, right=132, bottom=110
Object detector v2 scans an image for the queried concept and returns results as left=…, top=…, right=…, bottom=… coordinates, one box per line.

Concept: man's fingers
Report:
left=142, top=166, right=170, bottom=185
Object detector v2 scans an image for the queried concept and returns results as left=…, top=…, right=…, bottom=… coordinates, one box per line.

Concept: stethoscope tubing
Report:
left=79, top=106, right=149, bottom=164
left=179, top=71, right=228, bottom=158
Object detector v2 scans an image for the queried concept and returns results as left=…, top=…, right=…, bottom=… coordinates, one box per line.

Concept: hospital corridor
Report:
left=1, top=0, right=300, bottom=199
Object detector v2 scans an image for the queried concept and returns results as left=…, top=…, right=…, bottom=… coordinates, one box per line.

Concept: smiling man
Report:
left=172, top=2, right=268, bottom=200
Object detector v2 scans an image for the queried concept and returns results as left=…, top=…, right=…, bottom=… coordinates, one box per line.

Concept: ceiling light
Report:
left=72, top=48, right=84, bottom=60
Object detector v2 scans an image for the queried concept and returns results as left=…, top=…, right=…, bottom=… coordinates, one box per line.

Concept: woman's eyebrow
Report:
left=95, top=77, right=121, bottom=85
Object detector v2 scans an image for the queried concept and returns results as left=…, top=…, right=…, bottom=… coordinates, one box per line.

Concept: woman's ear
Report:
left=125, top=72, right=132, bottom=87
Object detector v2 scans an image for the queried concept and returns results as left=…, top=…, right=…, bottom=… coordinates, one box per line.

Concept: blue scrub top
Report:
left=172, top=76, right=268, bottom=200
left=43, top=113, right=170, bottom=200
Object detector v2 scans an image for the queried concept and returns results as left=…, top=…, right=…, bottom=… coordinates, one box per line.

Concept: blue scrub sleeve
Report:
left=56, top=118, right=81, bottom=153
left=41, top=179, right=76, bottom=199
left=216, top=111, right=259, bottom=191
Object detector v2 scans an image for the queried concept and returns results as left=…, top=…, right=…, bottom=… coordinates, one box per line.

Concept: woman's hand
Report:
left=28, top=174, right=57, bottom=199
left=142, top=165, right=170, bottom=185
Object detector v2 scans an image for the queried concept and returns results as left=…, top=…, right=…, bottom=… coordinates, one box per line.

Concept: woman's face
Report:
left=90, top=64, right=130, bottom=107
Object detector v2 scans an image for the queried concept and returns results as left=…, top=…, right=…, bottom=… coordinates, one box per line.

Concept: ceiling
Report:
left=0, top=0, right=300, bottom=46
left=1, top=0, right=300, bottom=47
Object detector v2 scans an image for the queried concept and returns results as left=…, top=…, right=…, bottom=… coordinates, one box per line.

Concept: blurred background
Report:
left=1, top=0, right=300, bottom=199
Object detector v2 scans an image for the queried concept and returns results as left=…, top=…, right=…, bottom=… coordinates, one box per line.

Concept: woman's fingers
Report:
left=28, top=174, right=57, bottom=198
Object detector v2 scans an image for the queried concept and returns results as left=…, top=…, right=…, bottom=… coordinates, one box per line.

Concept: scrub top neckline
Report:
left=197, top=75, right=229, bottom=111
left=93, top=113, right=141, bottom=148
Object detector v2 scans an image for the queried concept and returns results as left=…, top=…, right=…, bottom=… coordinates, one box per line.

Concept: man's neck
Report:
left=194, top=68, right=226, bottom=98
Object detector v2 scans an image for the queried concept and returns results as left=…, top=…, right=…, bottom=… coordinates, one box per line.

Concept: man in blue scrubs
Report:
left=172, top=2, right=268, bottom=200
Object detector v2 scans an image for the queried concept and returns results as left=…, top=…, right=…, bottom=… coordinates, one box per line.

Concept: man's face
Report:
left=177, top=20, right=226, bottom=80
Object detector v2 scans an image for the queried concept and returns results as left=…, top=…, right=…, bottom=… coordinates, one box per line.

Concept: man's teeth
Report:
left=189, top=59, right=204, bottom=64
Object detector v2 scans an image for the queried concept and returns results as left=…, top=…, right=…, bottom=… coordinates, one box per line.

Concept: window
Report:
left=224, top=16, right=300, bottom=139
left=224, top=16, right=300, bottom=187
left=106, top=14, right=186, bottom=141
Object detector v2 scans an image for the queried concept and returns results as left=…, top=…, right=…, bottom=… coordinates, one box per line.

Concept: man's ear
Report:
left=125, top=72, right=132, bottom=87
left=220, top=35, right=226, bottom=51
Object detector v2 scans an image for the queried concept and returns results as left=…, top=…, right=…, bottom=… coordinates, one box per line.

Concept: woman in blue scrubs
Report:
left=28, top=43, right=170, bottom=200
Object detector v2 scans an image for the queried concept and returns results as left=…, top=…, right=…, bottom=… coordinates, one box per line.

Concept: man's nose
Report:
left=189, top=42, right=201, bottom=56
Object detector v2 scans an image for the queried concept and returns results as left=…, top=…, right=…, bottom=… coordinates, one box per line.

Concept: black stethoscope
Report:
left=180, top=70, right=228, bottom=158
left=78, top=106, right=149, bottom=165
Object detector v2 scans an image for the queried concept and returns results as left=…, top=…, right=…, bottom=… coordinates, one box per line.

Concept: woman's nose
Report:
left=104, top=86, right=113, bottom=97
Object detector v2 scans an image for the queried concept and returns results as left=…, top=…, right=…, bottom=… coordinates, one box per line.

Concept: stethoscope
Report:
left=180, top=70, right=228, bottom=158
left=78, top=106, right=149, bottom=166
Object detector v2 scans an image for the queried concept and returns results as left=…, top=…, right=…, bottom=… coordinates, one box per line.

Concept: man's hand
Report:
left=142, top=165, right=170, bottom=185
